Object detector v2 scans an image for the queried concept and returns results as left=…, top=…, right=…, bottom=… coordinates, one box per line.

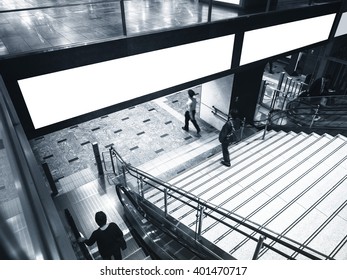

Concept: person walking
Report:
left=182, top=89, right=201, bottom=135
left=78, top=211, right=126, bottom=260
left=218, top=117, right=235, bottom=167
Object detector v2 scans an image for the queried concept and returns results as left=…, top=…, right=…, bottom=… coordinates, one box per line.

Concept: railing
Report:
left=109, top=146, right=334, bottom=260
left=211, top=106, right=229, bottom=121
left=261, top=72, right=307, bottom=111
left=267, top=94, right=347, bottom=131
left=64, top=209, right=93, bottom=260
left=116, top=184, right=230, bottom=259
left=255, top=88, right=347, bottom=140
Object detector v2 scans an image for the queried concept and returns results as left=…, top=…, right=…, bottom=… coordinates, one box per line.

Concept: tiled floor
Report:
left=30, top=88, right=217, bottom=185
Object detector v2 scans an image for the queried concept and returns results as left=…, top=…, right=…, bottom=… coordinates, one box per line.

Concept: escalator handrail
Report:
left=116, top=184, right=226, bottom=260
left=64, top=209, right=93, bottom=260
left=255, top=94, right=347, bottom=130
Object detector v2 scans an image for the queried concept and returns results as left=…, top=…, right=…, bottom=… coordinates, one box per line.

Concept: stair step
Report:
left=156, top=132, right=316, bottom=216
left=207, top=155, right=347, bottom=259
left=138, top=133, right=220, bottom=173
left=144, top=130, right=290, bottom=202
left=143, top=130, right=347, bottom=260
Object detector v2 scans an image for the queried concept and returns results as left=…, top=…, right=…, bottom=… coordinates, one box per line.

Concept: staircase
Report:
left=140, top=129, right=347, bottom=260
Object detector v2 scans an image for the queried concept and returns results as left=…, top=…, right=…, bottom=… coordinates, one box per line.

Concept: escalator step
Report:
left=124, top=248, right=148, bottom=260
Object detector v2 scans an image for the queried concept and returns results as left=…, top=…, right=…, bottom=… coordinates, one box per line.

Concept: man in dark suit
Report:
left=218, top=118, right=235, bottom=167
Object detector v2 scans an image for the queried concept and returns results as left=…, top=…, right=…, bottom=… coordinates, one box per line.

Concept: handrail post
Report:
left=164, top=188, right=168, bottom=217
left=139, top=176, right=144, bottom=198
left=269, top=89, right=276, bottom=109
left=270, top=88, right=281, bottom=110
left=120, top=0, right=127, bottom=36
left=252, top=235, right=266, bottom=260
left=310, top=105, right=320, bottom=128
left=277, top=72, right=285, bottom=92
left=262, top=111, right=271, bottom=140
left=294, top=82, right=299, bottom=95
left=240, top=117, right=246, bottom=140
left=287, top=77, right=293, bottom=94
left=196, top=206, right=204, bottom=241
left=281, top=90, right=290, bottom=111
left=109, top=147, right=116, bottom=174
left=283, top=77, right=289, bottom=93
left=121, top=164, right=127, bottom=188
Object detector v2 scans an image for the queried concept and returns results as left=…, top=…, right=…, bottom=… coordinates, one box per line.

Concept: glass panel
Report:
left=0, top=2, right=124, bottom=57
left=0, top=100, right=34, bottom=259
left=1, top=0, right=341, bottom=58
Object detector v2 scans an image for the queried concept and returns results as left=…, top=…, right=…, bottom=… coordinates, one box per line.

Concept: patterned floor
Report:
left=30, top=88, right=216, bottom=190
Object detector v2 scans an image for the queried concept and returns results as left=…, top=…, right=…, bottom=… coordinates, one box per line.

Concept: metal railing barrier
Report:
left=109, top=146, right=334, bottom=260
left=256, top=93, right=347, bottom=134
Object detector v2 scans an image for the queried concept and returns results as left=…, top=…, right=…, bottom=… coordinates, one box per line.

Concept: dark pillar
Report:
left=231, top=62, right=266, bottom=122
left=42, top=162, right=58, bottom=196
left=120, top=0, right=127, bottom=36
left=92, top=142, right=104, bottom=176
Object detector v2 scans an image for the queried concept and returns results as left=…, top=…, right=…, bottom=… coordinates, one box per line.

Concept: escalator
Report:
left=268, top=94, right=347, bottom=135
left=64, top=205, right=152, bottom=260
left=116, top=184, right=231, bottom=260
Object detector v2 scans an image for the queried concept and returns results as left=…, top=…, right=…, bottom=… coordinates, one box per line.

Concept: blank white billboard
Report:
left=240, top=14, right=336, bottom=66
left=215, top=0, right=240, bottom=4
left=18, top=35, right=234, bottom=129
left=335, top=12, right=347, bottom=37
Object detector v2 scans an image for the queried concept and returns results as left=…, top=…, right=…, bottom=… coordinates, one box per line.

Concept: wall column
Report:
left=231, top=63, right=266, bottom=123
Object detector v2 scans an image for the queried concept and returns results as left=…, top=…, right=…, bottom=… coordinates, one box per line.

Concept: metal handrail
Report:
left=256, top=93, right=347, bottom=133
left=211, top=105, right=229, bottom=121
left=64, top=209, right=93, bottom=260
left=109, top=146, right=333, bottom=260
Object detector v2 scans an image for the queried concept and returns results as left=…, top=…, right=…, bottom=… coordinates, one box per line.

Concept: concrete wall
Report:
left=199, top=75, right=234, bottom=130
